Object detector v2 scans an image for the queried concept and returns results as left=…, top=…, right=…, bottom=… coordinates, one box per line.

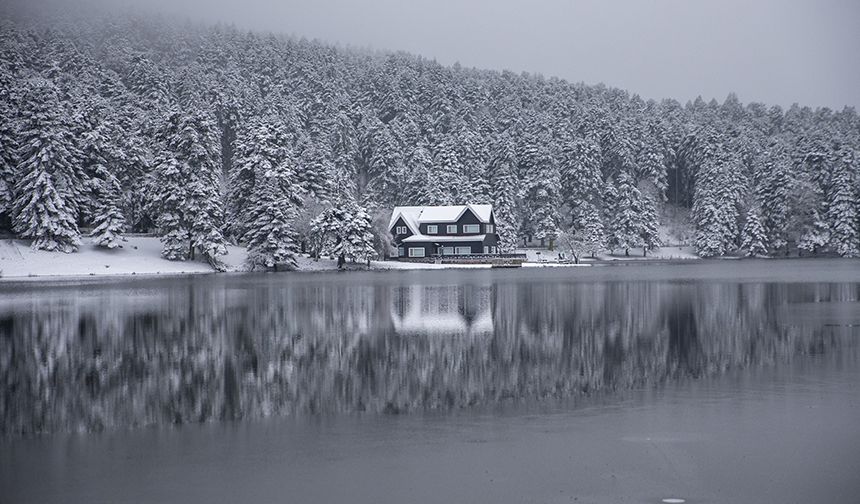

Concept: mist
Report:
left=12, top=0, right=859, bottom=109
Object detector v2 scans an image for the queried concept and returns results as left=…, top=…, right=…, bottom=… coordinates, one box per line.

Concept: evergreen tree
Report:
left=607, top=172, right=643, bottom=256
left=244, top=170, right=299, bottom=271
left=149, top=156, right=190, bottom=260
left=155, top=111, right=228, bottom=266
left=11, top=78, right=81, bottom=252
left=90, top=169, right=127, bottom=249
left=826, top=147, right=858, bottom=257
left=639, top=194, right=661, bottom=255
left=740, top=207, right=768, bottom=257
left=311, top=197, right=377, bottom=268
left=488, top=135, right=520, bottom=251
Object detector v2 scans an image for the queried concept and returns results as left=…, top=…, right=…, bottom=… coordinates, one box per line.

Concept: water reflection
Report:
left=0, top=274, right=857, bottom=435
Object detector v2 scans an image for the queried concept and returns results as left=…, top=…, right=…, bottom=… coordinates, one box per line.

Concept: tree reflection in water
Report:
left=0, top=276, right=856, bottom=435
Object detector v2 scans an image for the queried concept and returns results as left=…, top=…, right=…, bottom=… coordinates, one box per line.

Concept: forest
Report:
left=0, top=10, right=858, bottom=269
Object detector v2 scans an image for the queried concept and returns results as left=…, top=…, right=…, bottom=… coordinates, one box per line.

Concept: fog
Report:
left=10, top=0, right=860, bottom=109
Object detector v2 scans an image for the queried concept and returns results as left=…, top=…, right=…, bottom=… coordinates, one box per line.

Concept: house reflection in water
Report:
left=389, top=285, right=494, bottom=335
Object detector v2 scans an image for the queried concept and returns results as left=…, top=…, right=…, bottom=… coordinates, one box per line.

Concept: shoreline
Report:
left=0, top=237, right=849, bottom=283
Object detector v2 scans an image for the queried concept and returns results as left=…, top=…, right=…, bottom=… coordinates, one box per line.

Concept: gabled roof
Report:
left=389, top=204, right=493, bottom=231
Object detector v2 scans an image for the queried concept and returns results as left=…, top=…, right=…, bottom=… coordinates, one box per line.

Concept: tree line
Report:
left=0, top=11, right=858, bottom=269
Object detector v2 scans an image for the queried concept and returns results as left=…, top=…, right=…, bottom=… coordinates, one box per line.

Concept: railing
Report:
left=393, top=253, right=527, bottom=265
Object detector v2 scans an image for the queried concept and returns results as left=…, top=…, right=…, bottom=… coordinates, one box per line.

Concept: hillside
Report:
left=0, top=9, right=858, bottom=272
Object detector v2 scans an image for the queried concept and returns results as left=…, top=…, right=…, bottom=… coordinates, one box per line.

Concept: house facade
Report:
left=388, top=204, right=500, bottom=259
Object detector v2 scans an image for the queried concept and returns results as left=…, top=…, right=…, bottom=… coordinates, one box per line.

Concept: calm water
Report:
left=1, top=260, right=860, bottom=503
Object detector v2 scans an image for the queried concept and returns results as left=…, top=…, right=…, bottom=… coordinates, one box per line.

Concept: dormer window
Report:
left=427, top=225, right=438, bottom=234
left=446, top=224, right=457, bottom=234
left=395, top=226, right=408, bottom=235
left=463, top=224, right=480, bottom=234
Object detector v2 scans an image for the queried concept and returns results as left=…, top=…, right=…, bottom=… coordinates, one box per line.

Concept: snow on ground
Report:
left=0, top=237, right=247, bottom=280
left=518, top=246, right=700, bottom=264
left=0, top=238, right=494, bottom=280
left=596, top=246, right=699, bottom=261
left=0, top=238, right=703, bottom=281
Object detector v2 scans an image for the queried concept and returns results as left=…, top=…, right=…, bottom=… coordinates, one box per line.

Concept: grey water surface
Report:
left=1, top=259, right=859, bottom=503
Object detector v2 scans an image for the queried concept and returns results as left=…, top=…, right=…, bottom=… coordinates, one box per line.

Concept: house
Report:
left=388, top=204, right=501, bottom=259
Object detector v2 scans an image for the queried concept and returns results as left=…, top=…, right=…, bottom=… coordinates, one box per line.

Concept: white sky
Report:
left=17, top=0, right=860, bottom=109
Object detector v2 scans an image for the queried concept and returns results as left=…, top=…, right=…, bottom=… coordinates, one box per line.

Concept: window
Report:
left=483, top=246, right=489, bottom=254
left=446, top=224, right=457, bottom=234
left=398, top=247, right=405, bottom=257
left=395, top=225, right=408, bottom=235
left=455, top=246, right=472, bottom=255
left=441, top=247, right=454, bottom=256
left=485, top=224, right=495, bottom=233
left=408, top=247, right=425, bottom=258
left=427, top=225, right=438, bottom=234
left=463, top=224, right=480, bottom=234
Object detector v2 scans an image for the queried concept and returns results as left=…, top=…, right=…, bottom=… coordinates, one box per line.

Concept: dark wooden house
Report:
left=388, top=204, right=500, bottom=259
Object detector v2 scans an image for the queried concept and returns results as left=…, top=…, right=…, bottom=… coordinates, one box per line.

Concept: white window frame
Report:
left=397, top=247, right=405, bottom=257
left=408, top=247, right=425, bottom=258
left=441, top=246, right=454, bottom=256
left=455, top=246, right=471, bottom=255
left=446, top=224, right=457, bottom=234
left=395, top=225, right=408, bottom=235
left=463, top=224, right=480, bottom=234
left=486, top=224, right=495, bottom=233
left=483, top=246, right=489, bottom=254
left=426, top=225, right=438, bottom=234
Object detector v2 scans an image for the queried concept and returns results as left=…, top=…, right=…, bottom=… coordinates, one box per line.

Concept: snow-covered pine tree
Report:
left=740, top=206, right=768, bottom=257
left=754, top=142, right=791, bottom=252
left=90, top=168, right=127, bottom=249
left=639, top=194, right=661, bottom=256
left=607, top=171, right=643, bottom=256
left=149, top=156, right=190, bottom=260
left=798, top=209, right=829, bottom=255
left=690, top=133, right=742, bottom=257
left=0, top=111, right=17, bottom=222
left=228, top=117, right=294, bottom=240
left=489, top=135, right=521, bottom=251
left=826, top=147, right=858, bottom=257
left=160, top=110, right=228, bottom=266
left=244, top=169, right=299, bottom=271
left=577, top=201, right=607, bottom=259
left=521, top=138, right=561, bottom=248
left=11, top=78, right=81, bottom=252
left=295, top=137, right=331, bottom=201
left=405, top=143, right=444, bottom=205
left=311, top=196, right=376, bottom=268
left=433, top=134, right=465, bottom=205
left=560, top=136, right=602, bottom=222
left=12, top=167, right=81, bottom=252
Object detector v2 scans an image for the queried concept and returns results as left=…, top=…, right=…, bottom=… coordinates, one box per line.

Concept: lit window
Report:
left=427, top=225, right=438, bottom=234
left=408, top=247, right=425, bottom=258
left=455, top=246, right=472, bottom=255
left=446, top=224, right=457, bottom=234
left=463, top=224, right=480, bottom=233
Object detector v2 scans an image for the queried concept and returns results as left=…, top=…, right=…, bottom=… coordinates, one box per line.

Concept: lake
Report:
left=1, top=259, right=859, bottom=503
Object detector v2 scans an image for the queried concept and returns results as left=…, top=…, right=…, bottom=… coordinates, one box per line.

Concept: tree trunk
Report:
left=625, top=248, right=629, bottom=257
left=337, top=254, right=345, bottom=269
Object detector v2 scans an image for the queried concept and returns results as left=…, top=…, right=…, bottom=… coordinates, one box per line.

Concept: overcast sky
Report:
left=23, top=0, right=860, bottom=109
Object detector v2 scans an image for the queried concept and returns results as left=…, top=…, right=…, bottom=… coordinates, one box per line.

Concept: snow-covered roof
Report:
left=389, top=204, right=493, bottom=231
left=402, top=234, right=488, bottom=243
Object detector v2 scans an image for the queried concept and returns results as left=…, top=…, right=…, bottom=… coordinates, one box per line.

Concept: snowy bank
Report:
left=0, top=237, right=494, bottom=280
left=0, top=236, right=248, bottom=280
